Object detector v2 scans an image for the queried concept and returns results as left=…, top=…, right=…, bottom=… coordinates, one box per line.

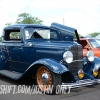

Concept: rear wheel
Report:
left=36, top=66, right=62, bottom=94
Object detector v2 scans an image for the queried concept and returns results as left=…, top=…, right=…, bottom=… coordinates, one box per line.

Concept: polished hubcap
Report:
left=37, top=66, right=52, bottom=91
left=42, top=73, right=49, bottom=84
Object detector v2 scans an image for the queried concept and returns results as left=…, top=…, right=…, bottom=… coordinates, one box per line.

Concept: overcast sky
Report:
left=0, top=0, right=100, bottom=36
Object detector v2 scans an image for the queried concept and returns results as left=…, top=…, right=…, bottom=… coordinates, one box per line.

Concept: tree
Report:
left=0, top=37, right=2, bottom=42
left=5, top=13, right=43, bottom=25
left=87, top=32, right=100, bottom=37
left=5, top=23, right=13, bottom=25
left=15, top=13, right=43, bottom=24
left=4, top=13, right=43, bottom=40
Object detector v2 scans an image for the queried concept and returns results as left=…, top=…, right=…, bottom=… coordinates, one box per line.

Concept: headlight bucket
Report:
left=78, top=69, right=84, bottom=79
left=63, top=51, right=73, bottom=64
left=86, top=51, right=94, bottom=62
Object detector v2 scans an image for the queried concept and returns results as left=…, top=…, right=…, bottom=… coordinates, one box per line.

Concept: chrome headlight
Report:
left=86, top=51, right=94, bottom=62
left=63, top=51, right=73, bottom=63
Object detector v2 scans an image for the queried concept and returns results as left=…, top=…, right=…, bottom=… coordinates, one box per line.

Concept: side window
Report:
left=50, top=29, right=58, bottom=40
left=10, top=32, right=21, bottom=39
left=5, top=29, right=21, bottom=41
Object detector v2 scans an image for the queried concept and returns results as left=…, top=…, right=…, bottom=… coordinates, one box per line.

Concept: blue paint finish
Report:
left=0, top=51, right=6, bottom=70
left=0, top=57, right=4, bottom=70
left=84, top=73, right=95, bottom=80
left=51, top=22, right=80, bottom=43
left=93, top=57, right=100, bottom=69
left=26, top=59, right=68, bottom=74
left=51, top=22, right=77, bottom=33
left=83, top=57, right=100, bottom=79
left=0, top=23, right=100, bottom=82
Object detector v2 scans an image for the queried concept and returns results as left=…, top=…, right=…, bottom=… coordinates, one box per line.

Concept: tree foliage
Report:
left=5, top=23, right=13, bottom=25
left=15, top=13, right=43, bottom=24
left=87, top=32, right=100, bottom=37
left=0, top=37, right=2, bottom=42
left=4, top=13, right=43, bottom=40
left=5, top=13, right=43, bottom=25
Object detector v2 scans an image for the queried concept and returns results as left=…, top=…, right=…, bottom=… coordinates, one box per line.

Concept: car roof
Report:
left=4, top=24, right=50, bottom=29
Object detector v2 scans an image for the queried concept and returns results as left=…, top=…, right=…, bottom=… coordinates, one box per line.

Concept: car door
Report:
left=2, top=28, right=30, bottom=72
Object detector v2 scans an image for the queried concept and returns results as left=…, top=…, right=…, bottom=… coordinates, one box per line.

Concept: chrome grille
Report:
left=68, top=45, right=83, bottom=74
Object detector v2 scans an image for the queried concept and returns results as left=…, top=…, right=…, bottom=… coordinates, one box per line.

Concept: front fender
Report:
left=25, top=59, right=68, bottom=75
left=83, top=57, right=100, bottom=79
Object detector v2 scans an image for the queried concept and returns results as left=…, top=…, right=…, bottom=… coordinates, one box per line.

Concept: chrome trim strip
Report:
left=61, top=79, right=100, bottom=89
left=7, top=59, right=30, bottom=65
left=72, top=60, right=83, bottom=62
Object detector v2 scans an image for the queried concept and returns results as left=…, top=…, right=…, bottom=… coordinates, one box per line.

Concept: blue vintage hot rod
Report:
left=0, top=22, right=100, bottom=93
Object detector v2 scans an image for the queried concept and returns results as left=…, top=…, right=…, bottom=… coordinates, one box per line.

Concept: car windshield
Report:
left=24, top=28, right=50, bottom=40
left=89, top=39, right=100, bottom=48
left=24, top=27, right=74, bottom=41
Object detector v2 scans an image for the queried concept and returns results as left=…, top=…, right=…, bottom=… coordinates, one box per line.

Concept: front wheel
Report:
left=36, top=66, right=62, bottom=94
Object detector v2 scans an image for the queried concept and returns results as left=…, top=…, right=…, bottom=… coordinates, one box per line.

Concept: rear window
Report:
left=4, top=29, right=21, bottom=41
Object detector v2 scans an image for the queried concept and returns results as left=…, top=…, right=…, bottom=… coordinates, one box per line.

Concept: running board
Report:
left=0, top=70, right=23, bottom=80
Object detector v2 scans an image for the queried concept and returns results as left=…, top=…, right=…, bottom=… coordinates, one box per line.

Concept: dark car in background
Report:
left=0, top=23, right=100, bottom=94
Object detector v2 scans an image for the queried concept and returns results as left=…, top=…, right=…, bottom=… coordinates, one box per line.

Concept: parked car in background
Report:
left=78, top=38, right=100, bottom=57
left=0, top=23, right=100, bottom=94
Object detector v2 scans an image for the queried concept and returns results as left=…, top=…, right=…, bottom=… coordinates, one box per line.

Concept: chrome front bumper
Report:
left=62, top=79, right=100, bottom=89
